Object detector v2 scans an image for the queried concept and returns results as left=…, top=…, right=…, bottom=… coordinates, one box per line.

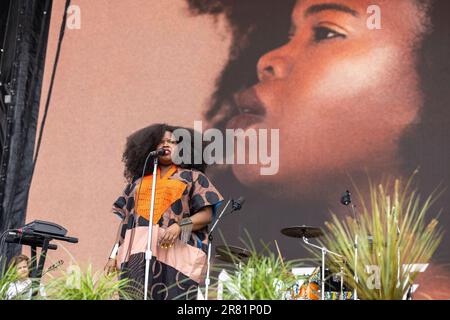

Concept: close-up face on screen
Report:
left=1, top=0, right=450, bottom=302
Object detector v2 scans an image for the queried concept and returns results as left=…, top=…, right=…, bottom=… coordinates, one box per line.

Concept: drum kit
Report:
left=280, top=225, right=353, bottom=300
left=214, top=225, right=354, bottom=300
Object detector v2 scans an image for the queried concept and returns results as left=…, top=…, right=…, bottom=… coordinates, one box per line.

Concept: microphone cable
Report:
left=31, top=0, right=71, bottom=182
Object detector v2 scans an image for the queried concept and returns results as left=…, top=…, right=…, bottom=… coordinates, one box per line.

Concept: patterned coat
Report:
left=112, top=167, right=223, bottom=300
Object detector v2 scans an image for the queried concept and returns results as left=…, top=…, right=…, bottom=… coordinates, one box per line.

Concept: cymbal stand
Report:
left=302, top=236, right=343, bottom=300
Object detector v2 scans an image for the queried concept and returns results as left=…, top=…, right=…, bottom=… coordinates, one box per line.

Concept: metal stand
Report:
left=144, top=158, right=158, bottom=300
left=30, top=238, right=50, bottom=296
left=349, top=203, right=358, bottom=300
left=6, top=230, right=76, bottom=296
left=30, top=238, right=50, bottom=279
left=340, top=265, right=344, bottom=300
left=341, top=191, right=359, bottom=300
left=395, top=213, right=401, bottom=290
left=204, top=200, right=231, bottom=300
left=302, top=236, right=343, bottom=300
left=354, top=234, right=358, bottom=300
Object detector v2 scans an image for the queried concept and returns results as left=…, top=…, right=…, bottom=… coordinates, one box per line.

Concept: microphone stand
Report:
left=341, top=191, right=359, bottom=300
left=349, top=202, right=358, bottom=301
left=144, top=157, right=159, bottom=300
left=394, top=209, right=401, bottom=292
left=204, top=200, right=232, bottom=300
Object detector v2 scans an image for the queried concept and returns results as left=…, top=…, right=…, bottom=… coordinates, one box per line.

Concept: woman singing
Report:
left=105, top=123, right=223, bottom=300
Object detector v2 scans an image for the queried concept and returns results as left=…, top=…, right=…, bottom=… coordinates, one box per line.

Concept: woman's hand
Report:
left=104, top=258, right=118, bottom=275
left=159, top=224, right=181, bottom=249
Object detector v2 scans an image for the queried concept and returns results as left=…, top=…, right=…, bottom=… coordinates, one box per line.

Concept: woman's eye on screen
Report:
left=313, top=26, right=346, bottom=42
left=287, top=26, right=346, bottom=42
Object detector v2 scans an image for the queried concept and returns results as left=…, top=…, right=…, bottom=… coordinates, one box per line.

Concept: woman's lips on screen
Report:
left=225, top=87, right=267, bottom=129
left=226, top=113, right=265, bottom=129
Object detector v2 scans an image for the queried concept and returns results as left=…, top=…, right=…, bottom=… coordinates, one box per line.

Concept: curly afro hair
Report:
left=122, top=123, right=208, bottom=180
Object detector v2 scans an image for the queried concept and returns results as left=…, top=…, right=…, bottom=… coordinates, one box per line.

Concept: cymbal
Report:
left=281, top=226, right=324, bottom=239
left=215, top=245, right=252, bottom=263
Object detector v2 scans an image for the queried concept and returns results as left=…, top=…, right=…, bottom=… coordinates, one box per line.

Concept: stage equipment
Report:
left=280, top=225, right=323, bottom=239
left=340, top=190, right=359, bottom=300
left=204, top=197, right=245, bottom=300
left=4, top=219, right=77, bottom=293
left=281, top=225, right=344, bottom=300
left=142, top=150, right=159, bottom=300
left=215, top=245, right=251, bottom=264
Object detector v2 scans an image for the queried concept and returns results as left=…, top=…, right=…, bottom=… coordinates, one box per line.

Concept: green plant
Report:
left=214, top=231, right=302, bottom=300
left=44, top=264, right=135, bottom=300
left=0, top=260, right=21, bottom=300
left=1, top=256, right=49, bottom=300
left=313, top=173, right=443, bottom=300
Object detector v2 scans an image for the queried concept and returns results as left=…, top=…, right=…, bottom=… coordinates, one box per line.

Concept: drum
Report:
left=324, top=291, right=354, bottom=300
left=287, top=266, right=352, bottom=300
left=287, top=281, right=320, bottom=300
left=287, top=267, right=321, bottom=300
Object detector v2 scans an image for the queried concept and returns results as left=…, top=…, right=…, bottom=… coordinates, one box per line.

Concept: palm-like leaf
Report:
left=0, top=260, right=21, bottom=300
left=44, top=264, right=135, bottom=300
left=311, top=173, right=443, bottom=300
left=213, top=231, right=303, bottom=300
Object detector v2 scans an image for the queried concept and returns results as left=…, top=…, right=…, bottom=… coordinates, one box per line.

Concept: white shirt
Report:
left=5, top=279, right=46, bottom=300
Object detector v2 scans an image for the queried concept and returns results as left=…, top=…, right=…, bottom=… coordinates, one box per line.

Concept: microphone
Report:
left=340, top=190, right=352, bottom=206
left=231, top=196, right=246, bottom=212
left=208, top=196, right=246, bottom=236
left=147, top=148, right=169, bottom=157
left=11, top=227, right=78, bottom=243
left=14, top=227, right=32, bottom=235
left=341, top=189, right=358, bottom=222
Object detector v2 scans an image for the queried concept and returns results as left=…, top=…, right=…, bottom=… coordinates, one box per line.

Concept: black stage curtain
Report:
left=0, top=0, right=53, bottom=260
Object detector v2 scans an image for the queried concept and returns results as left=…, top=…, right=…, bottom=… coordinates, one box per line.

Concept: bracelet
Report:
left=178, top=217, right=193, bottom=227
left=109, top=243, right=119, bottom=259
left=178, top=218, right=193, bottom=243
